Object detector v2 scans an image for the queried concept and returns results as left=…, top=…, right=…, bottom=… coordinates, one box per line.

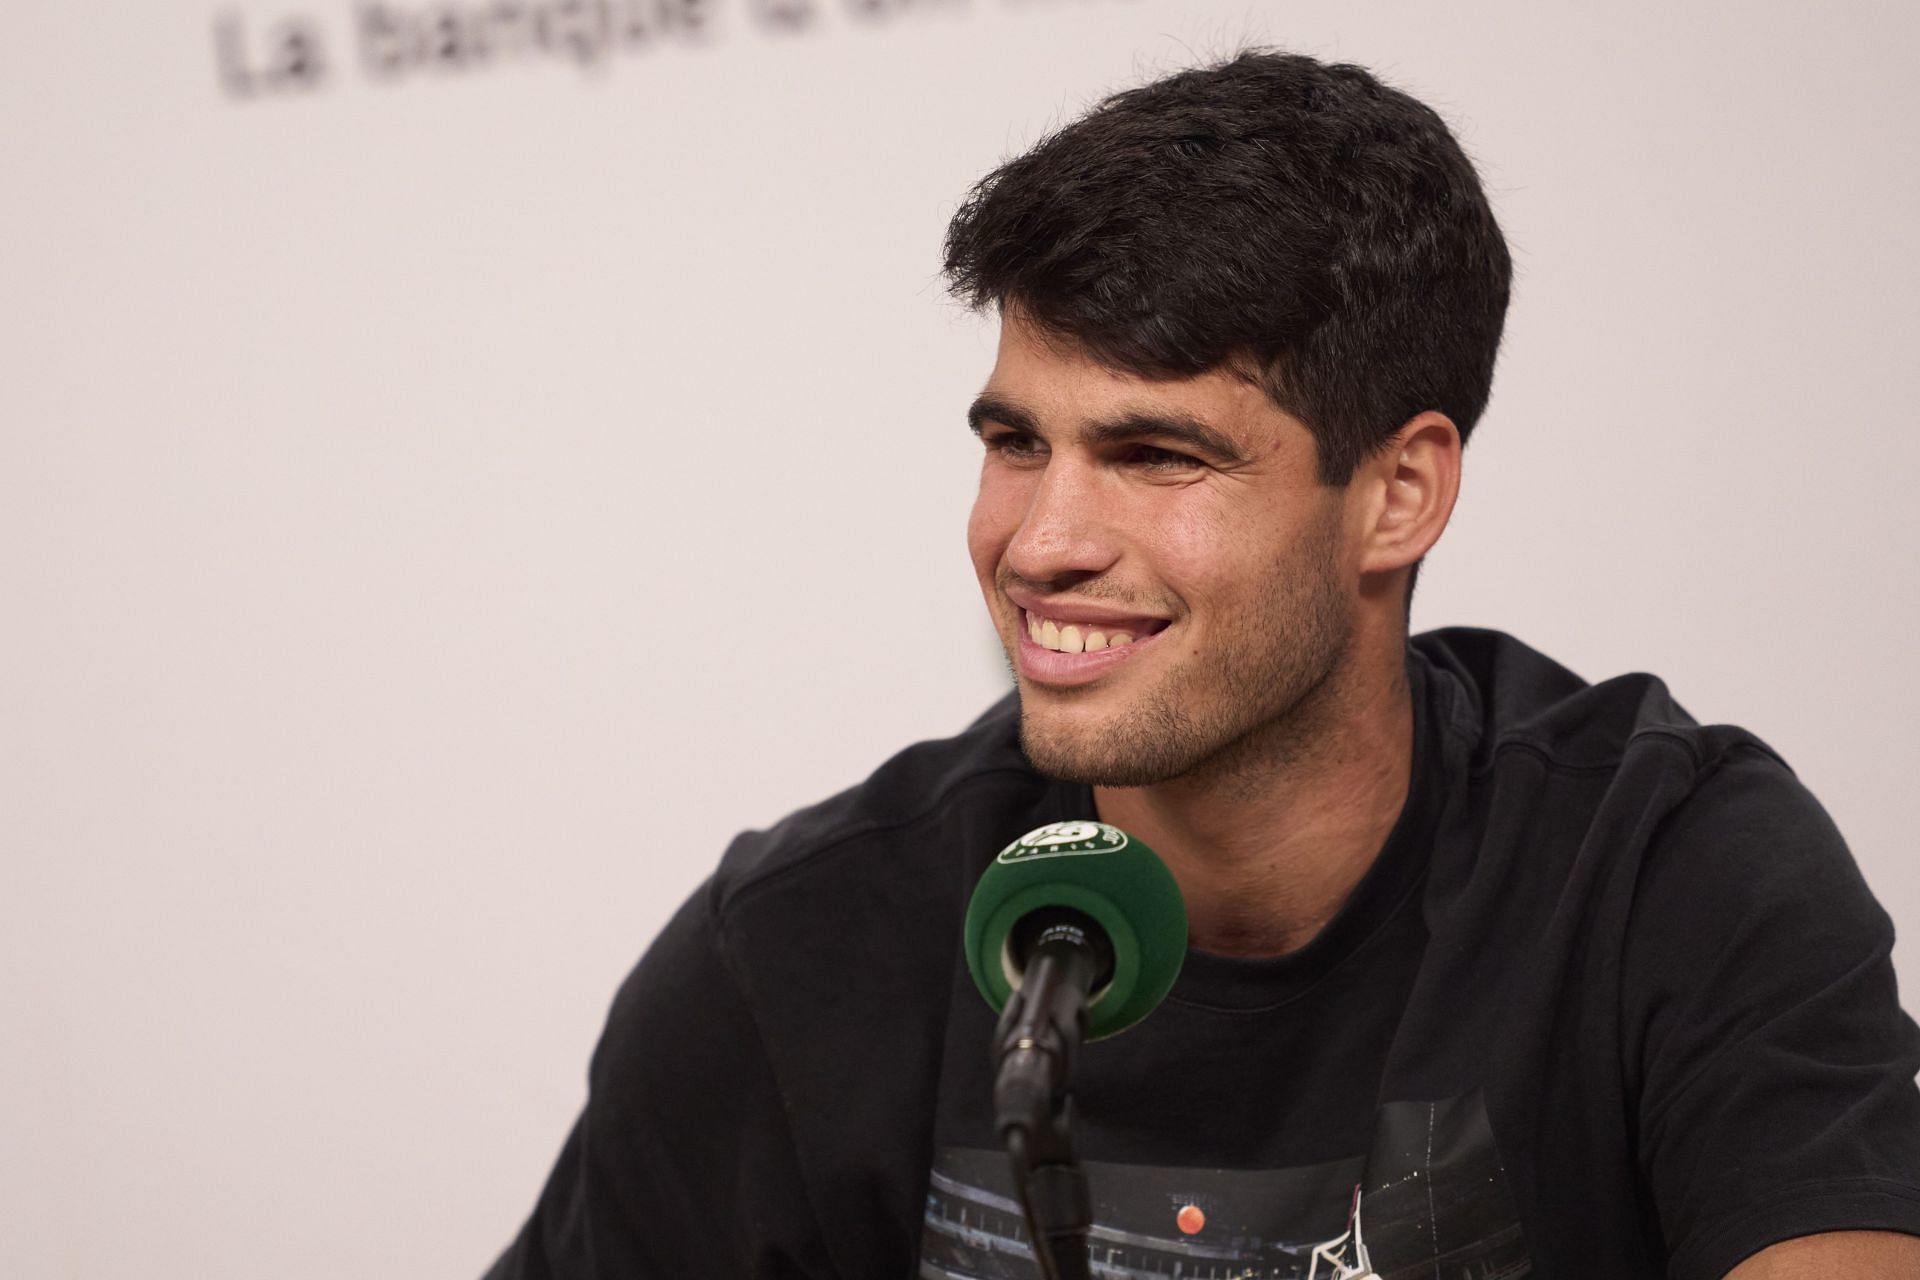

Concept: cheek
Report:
left=1137, top=503, right=1237, bottom=605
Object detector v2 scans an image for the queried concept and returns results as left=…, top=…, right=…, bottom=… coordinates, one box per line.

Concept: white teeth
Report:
left=1026, top=613, right=1143, bottom=654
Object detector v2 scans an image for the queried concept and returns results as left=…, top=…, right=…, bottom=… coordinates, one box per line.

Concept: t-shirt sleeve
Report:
left=1623, top=744, right=1920, bottom=1280
left=482, top=884, right=836, bottom=1280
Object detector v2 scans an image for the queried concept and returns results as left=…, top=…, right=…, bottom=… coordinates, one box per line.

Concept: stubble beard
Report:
left=1011, top=518, right=1352, bottom=791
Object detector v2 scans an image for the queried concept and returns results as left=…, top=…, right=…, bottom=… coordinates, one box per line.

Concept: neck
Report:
left=1094, top=643, right=1414, bottom=959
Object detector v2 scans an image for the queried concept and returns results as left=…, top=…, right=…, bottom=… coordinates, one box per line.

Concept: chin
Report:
left=1015, top=698, right=1206, bottom=787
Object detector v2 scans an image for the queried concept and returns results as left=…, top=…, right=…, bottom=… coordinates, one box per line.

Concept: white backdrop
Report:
left=4, top=2, right=1916, bottom=1275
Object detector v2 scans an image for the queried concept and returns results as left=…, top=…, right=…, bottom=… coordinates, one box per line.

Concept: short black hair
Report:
left=943, top=50, right=1512, bottom=486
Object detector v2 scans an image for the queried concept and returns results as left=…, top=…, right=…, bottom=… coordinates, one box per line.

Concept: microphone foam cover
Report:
left=965, top=821, right=1187, bottom=1041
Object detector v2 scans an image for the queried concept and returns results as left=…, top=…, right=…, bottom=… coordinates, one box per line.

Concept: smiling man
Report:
left=487, top=52, right=1920, bottom=1280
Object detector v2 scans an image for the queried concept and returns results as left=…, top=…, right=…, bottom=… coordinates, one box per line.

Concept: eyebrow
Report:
left=967, top=393, right=1248, bottom=465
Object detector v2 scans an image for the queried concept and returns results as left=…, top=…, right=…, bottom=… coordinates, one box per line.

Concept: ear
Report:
left=1352, top=411, right=1461, bottom=577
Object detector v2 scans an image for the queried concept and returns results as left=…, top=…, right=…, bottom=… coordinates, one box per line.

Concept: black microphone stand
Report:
left=992, top=930, right=1101, bottom=1280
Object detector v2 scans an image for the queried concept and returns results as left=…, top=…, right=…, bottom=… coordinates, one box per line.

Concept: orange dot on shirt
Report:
left=1176, top=1204, right=1205, bottom=1235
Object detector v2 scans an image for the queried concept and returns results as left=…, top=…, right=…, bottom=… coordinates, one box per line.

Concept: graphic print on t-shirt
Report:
left=919, top=1092, right=1531, bottom=1279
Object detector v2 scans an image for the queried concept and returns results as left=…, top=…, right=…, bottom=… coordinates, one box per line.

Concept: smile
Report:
left=1025, top=613, right=1146, bottom=653
left=1014, top=607, right=1171, bottom=686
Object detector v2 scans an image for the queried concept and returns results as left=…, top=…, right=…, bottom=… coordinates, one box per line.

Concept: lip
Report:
left=1013, top=606, right=1168, bottom=687
left=1004, top=586, right=1171, bottom=632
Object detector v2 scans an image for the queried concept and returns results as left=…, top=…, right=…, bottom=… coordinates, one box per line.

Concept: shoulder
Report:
left=593, top=694, right=1061, bottom=1267
left=1409, top=627, right=1865, bottom=954
left=680, top=691, right=1071, bottom=1048
left=1413, top=625, right=1775, bottom=780
left=1410, top=628, right=1886, bottom=999
left=1619, top=730, right=1891, bottom=1052
left=1410, top=633, right=1920, bottom=1275
left=603, top=692, right=1050, bottom=1049
left=586, top=692, right=1057, bottom=1202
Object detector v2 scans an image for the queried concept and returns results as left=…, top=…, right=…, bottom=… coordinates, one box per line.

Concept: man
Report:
left=487, top=51, right=1920, bottom=1278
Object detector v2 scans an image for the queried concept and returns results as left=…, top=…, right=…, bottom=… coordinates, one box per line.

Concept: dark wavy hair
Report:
left=943, top=50, right=1512, bottom=487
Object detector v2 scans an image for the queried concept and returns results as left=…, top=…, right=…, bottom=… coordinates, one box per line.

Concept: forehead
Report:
left=982, top=312, right=1312, bottom=455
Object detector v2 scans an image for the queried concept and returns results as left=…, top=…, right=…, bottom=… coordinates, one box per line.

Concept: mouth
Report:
left=1012, top=605, right=1171, bottom=687
left=1022, top=609, right=1167, bottom=654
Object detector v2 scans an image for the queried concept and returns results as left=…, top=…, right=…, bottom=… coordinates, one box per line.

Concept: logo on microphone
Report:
left=996, top=820, right=1130, bottom=863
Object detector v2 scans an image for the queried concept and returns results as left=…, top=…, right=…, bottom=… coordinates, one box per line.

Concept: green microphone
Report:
left=964, top=821, right=1188, bottom=1280
left=964, top=819, right=1188, bottom=1042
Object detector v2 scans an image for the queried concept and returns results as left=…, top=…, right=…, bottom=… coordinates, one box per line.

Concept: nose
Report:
left=1004, top=455, right=1119, bottom=587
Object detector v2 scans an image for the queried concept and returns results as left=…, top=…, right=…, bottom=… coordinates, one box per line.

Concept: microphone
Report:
left=964, top=817, right=1187, bottom=1124
left=965, top=818, right=1187, bottom=1037
left=963, top=821, right=1186, bottom=1279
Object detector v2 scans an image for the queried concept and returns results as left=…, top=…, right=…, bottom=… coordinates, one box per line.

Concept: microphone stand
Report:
left=992, top=939, right=1097, bottom=1280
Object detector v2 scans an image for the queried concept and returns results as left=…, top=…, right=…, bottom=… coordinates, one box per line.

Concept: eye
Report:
left=1124, top=444, right=1202, bottom=472
left=983, top=431, right=1048, bottom=466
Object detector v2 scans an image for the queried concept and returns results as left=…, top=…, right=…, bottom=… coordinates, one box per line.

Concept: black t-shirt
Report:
left=486, top=629, right=1920, bottom=1279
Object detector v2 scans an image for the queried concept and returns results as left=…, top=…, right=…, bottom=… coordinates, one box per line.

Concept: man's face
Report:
left=967, top=313, right=1360, bottom=787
